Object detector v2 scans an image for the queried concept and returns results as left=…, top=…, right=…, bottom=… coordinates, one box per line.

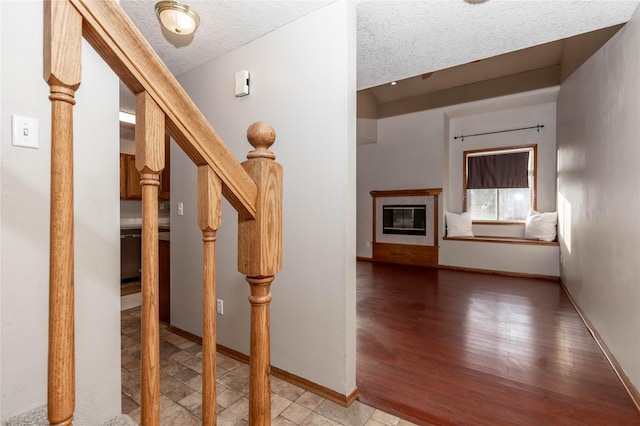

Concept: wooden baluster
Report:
left=43, top=1, right=82, bottom=425
left=237, top=122, right=283, bottom=425
left=198, top=166, right=223, bottom=425
left=136, top=91, right=165, bottom=426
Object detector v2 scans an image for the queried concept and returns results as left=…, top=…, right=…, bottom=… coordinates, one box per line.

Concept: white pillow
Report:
left=445, top=211, right=474, bottom=237
left=524, top=210, right=557, bottom=242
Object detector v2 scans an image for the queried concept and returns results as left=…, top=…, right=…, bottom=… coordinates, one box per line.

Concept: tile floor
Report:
left=121, top=307, right=417, bottom=425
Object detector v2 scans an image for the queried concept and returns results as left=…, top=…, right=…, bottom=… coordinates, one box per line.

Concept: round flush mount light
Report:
left=155, top=1, right=200, bottom=35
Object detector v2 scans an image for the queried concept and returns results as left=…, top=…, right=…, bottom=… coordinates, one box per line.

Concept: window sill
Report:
left=472, top=221, right=525, bottom=225
left=443, top=236, right=559, bottom=246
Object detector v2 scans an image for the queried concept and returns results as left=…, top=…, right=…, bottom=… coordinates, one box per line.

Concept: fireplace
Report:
left=370, top=188, right=442, bottom=268
left=382, top=204, right=426, bottom=236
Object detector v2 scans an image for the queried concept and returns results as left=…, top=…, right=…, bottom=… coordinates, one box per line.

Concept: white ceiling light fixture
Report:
left=155, top=1, right=200, bottom=36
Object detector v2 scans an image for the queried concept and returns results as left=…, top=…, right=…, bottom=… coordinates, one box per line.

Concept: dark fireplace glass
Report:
left=382, top=204, right=427, bottom=236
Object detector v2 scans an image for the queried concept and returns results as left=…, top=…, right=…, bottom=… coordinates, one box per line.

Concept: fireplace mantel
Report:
left=370, top=188, right=442, bottom=268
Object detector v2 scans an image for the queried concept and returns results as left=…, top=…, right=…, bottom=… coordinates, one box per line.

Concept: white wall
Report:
left=557, top=4, right=640, bottom=391
left=1, top=2, right=122, bottom=423
left=172, top=1, right=357, bottom=396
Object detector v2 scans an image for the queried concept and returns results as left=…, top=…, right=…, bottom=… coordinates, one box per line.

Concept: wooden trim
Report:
left=356, top=256, right=374, bottom=262
left=370, top=188, right=442, bottom=197
left=472, top=221, right=525, bottom=226
left=272, top=366, right=359, bottom=408
left=463, top=149, right=468, bottom=212
left=166, top=326, right=360, bottom=408
left=433, top=192, right=439, bottom=245
left=559, top=281, right=640, bottom=413
left=371, top=195, right=377, bottom=244
left=438, top=264, right=559, bottom=281
left=217, top=345, right=359, bottom=408
left=443, top=235, right=559, bottom=246
left=167, top=325, right=202, bottom=344
left=373, top=243, right=438, bottom=268
left=462, top=144, right=538, bottom=157
left=533, top=144, right=538, bottom=211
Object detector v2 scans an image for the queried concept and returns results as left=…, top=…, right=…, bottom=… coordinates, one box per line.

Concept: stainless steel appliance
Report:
left=120, top=228, right=141, bottom=281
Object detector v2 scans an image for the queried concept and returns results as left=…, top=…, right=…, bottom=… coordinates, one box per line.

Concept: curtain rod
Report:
left=454, top=124, right=544, bottom=142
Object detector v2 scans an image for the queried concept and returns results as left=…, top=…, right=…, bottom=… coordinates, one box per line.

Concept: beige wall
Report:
left=1, top=1, right=122, bottom=423
left=557, top=5, right=640, bottom=390
left=172, top=1, right=357, bottom=396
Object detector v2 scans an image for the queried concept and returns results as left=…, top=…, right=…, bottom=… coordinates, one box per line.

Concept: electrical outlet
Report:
left=216, top=299, right=224, bottom=315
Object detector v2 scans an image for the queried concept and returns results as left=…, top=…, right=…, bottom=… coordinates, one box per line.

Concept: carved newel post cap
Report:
left=247, top=122, right=276, bottom=160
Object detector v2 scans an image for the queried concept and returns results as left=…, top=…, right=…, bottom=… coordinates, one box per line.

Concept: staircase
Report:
left=43, top=1, right=282, bottom=425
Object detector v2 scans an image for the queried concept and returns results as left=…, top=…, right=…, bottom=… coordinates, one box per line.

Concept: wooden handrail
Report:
left=44, top=1, right=283, bottom=425
left=68, top=0, right=258, bottom=220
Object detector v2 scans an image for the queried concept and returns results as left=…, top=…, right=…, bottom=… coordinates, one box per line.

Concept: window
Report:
left=464, top=145, right=536, bottom=222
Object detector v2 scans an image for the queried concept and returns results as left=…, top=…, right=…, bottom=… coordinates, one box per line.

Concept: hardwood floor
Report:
left=356, top=261, right=640, bottom=425
left=121, top=280, right=141, bottom=296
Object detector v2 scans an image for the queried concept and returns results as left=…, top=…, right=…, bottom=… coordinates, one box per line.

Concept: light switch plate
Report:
left=11, top=115, right=39, bottom=149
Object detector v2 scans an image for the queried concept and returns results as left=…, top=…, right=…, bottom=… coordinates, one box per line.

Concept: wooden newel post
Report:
left=238, top=122, right=283, bottom=425
left=136, top=91, right=165, bottom=426
left=44, top=1, right=82, bottom=425
left=198, top=166, right=222, bottom=425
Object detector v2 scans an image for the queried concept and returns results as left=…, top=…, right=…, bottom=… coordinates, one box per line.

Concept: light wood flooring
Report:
left=356, top=261, right=640, bottom=425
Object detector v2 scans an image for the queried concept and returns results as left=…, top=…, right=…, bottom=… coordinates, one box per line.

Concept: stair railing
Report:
left=43, top=1, right=282, bottom=425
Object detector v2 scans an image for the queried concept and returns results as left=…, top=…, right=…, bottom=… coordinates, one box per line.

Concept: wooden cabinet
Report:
left=159, top=239, right=170, bottom=323
left=120, top=154, right=128, bottom=199
left=125, top=154, right=142, bottom=199
left=158, top=134, right=170, bottom=201
left=119, top=153, right=142, bottom=199
left=120, top=135, right=170, bottom=200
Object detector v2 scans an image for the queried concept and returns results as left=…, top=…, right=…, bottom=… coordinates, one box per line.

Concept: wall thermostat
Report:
left=235, top=70, right=250, bottom=97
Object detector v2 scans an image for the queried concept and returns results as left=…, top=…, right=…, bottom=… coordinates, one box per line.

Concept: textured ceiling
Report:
left=357, top=0, right=638, bottom=89
left=118, top=0, right=639, bottom=113
left=366, top=23, right=623, bottom=105
left=120, top=0, right=332, bottom=77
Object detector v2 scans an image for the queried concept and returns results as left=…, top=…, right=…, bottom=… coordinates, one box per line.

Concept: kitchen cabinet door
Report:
left=126, top=155, right=143, bottom=199
left=120, top=154, right=128, bottom=199
left=158, top=134, right=170, bottom=200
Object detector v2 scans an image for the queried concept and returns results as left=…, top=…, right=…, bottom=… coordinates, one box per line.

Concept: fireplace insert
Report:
left=382, top=204, right=427, bottom=236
